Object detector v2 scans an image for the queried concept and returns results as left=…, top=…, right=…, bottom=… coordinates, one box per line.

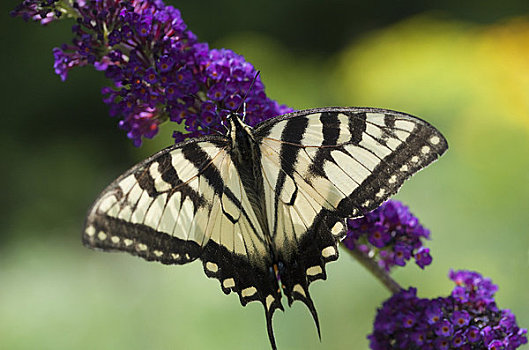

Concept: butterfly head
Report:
left=226, top=112, right=253, bottom=142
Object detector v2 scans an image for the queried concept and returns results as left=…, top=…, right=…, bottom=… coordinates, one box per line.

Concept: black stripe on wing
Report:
left=308, top=111, right=364, bottom=175
left=85, top=214, right=203, bottom=264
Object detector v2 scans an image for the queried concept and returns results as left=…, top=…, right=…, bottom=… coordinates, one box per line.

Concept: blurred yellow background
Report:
left=2, top=2, right=528, bottom=349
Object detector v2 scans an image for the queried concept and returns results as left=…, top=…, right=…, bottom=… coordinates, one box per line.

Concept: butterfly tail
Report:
left=290, top=285, right=321, bottom=340
left=264, top=298, right=284, bottom=350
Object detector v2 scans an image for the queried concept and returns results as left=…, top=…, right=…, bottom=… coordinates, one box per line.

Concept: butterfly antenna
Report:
left=211, top=125, right=226, bottom=136
left=219, top=118, right=229, bottom=132
left=236, top=70, right=260, bottom=121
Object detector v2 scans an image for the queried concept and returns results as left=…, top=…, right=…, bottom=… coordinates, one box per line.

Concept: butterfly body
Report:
left=226, top=114, right=270, bottom=236
left=83, top=107, right=448, bottom=349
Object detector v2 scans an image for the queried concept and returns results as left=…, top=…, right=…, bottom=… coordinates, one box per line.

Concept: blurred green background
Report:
left=2, top=1, right=529, bottom=349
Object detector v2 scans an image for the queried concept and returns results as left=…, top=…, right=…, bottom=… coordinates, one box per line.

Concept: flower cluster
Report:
left=12, top=0, right=291, bottom=146
left=369, top=270, right=528, bottom=349
left=11, top=0, right=64, bottom=25
left=343, top=200, right=432, bottom=271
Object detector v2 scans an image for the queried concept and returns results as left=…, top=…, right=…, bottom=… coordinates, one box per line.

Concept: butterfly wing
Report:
left=83, top=107, right=447, bottom=350
left=254, top=106, right=447, bottom=324
left=82, top=136, right=282, bottom=314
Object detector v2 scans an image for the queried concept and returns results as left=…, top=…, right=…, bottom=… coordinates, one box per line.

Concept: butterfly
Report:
left=83, top=107, right=447, bottom=349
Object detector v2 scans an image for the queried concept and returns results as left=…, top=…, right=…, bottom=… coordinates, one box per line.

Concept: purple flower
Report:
left=13, top=0, right=292, bottom=146
left=367, top=223, right=390, bottom=247
left=368, top=270, right=527, bottom=349
left=450, top=270, right=499, bottom=311
left=452, top=330, right=466, bottom=347
left=452, top=310, right=471, bottom=328
left=488, top=340, right=504, bottom=350
left=344, top=200, right=432, bottom=271
left=434, top=338, right=451, bottom=350
left=415, top=246, right=433, bottom=269
left=225, top=94, right=243, bottom=111
left=52, top=47, right=86, bottom=81
left=393, top=241, right=412, bottom=266
left=144, top=68, right=158, bottom=84
left=401, top=313, right=416, bottom=328
left=425, top=302, right=443, bottom=325
left=466, top=326, right=481, bottom=343
left=435, top=320, right=454, bottom=337
left=137, top=20, right=152, bottom=37
left=157, top=55, right=175, bottom=73
left=207, top=82, right=226, bottom=101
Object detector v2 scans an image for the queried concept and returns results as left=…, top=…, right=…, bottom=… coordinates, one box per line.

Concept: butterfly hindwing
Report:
left=198, top=150, right=283, bottom=315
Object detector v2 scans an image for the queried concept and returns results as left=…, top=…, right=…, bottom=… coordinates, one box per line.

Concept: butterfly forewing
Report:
left=83, top=138, right=226, bottom=263
left=255, top=107, right=448, bottom=218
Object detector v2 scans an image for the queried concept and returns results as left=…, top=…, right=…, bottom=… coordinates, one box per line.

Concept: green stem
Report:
left=344, top=246, right=402, bottom=294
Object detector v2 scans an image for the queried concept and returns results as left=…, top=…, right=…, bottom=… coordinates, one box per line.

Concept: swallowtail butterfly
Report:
left=83, top=107, right=447, bottom=349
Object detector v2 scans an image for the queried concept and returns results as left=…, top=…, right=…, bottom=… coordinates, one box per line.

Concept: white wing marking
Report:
left=300, top=122, right=324, bottom=146
left=98, top=193, right=117, bottom=212
left=221, top=152, right=242, bottom=222
left=130, top=190, right=150, bottom=224
left=343, top=144, right=379, bottom=171
left=118, top=174, right=136, bottom=194
left=365, top=122, right=383, bottom=140
left=171, top=153, right=197, bottom=184
left=202, top=194, right=221, bottom=246
left=366, top=112, right=387, bottom=127
left=359, top=132, right=392, bottom=159
left=322, top=159, right=357, bottom=196
left=261, top=140, right=344, bottom=210
left=394, top=119, right=415, bottom=132
left=157, top=191, right=180, bottom=234
left=336, top=113, right=352, bottom=144
left=330, top=150, right=370, bottom=187
left=143, top=192, right=167, bottom=229
left=177, top=196, right=194, bottom=240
